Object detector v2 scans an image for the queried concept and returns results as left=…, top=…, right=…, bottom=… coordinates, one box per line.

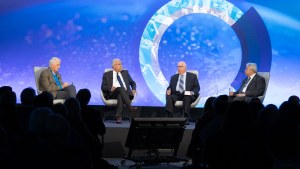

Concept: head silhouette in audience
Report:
left=0, top=90, right=16, bottom=106
left=34, top=91, right=54, bottom=108
left=28, top=107, right=53, bottom=135
left=288, top=95, right=300, bottom=106
left=76, top=89, right=91, bottom=106
left=20, top=87, right=36, bottom=106
left=64, top=98, right=82, bottom=124
left=257, top=104, right=280, bottom=134
left=202, top=96, right=216, bottom=115
left=213, top=95, right=228, bottom=115
left=279, top=101, right=300, bottom=124
left=0, top=86, right=12, bottom=98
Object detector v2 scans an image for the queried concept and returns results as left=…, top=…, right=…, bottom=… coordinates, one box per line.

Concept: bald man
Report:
left=165, top=61, right=200, bottom=119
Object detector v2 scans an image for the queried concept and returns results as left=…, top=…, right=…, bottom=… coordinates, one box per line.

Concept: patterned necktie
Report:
left=179, top=74, right=184, bottom=93
left=117, top=73, right=124, bottom=88
left=242, top=77, right=251, bottom=92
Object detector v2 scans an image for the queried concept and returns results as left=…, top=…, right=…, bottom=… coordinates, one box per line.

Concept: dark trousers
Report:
left=228, top=95, right=254, bottom=103
left=56, top=84, right=76, bottom=99
left=165, top=92, right=196, bottom=117
left=108, top=87, right=133, bottom=116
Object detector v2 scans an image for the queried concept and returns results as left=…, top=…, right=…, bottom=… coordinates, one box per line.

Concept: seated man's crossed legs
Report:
left=109, top=87, right=137, bottom=123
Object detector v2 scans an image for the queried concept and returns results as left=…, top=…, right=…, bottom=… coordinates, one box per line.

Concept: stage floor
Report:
left=104, top=157, right=191, bottom=169
left=102, top=120, right=195, bottom=159
left=104, top=119, right=196, bottom=129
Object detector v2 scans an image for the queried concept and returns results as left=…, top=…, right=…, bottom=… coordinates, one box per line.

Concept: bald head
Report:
left=177, top=61, right=187, bottom=75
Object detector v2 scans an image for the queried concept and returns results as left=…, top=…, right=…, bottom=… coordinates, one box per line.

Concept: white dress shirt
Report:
left=242, top=73, right=256, bottom=93
left=113, top=70, right=127, bottom=90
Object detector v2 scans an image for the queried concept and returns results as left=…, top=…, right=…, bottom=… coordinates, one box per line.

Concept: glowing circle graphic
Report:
left=139, top=0, right=243, bottom=104
left=139, top=0, right=271, bottom=106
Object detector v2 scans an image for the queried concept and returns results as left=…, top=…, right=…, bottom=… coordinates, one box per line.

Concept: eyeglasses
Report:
left=177, top=66, right=184, bottom=68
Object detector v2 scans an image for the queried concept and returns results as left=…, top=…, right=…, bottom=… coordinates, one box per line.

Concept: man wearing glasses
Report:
left=101, top=58, right=137, bottom=123
left=165, top=61, right=200, bottom=120
left=229, top=63, right=265, bottom=102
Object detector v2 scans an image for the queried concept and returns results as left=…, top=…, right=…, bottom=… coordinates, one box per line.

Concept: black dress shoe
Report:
left=185, top=118, right=190, bottom=125
left=185, top=121, right=190, bottom=125
left=116, top=116, right=122, bottom=124
left=128, top=106, right=138, bottom=114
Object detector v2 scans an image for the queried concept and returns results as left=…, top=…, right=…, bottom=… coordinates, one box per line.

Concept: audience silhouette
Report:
left=0, top=86, right=118, bottom=169
left=1, top=85, right=300, bottom=169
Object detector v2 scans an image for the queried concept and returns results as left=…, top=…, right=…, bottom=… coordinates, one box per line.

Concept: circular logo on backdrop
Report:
left=139, top=0, right=271, bottom=106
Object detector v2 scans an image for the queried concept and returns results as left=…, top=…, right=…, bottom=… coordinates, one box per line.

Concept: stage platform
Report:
left=102, top=119, right=195, bottom=160
left=94, top=105, right=204, bottom=122
left=104, top=157, right=190, bottom=169
left=91, top=105, right=203, bottom=159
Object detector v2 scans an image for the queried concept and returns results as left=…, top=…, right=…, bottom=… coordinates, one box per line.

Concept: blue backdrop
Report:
left=0, top=0, right=299, bottom=107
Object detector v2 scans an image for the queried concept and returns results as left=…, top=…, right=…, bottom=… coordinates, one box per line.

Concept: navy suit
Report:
left=233, top=73, right=266, bottom=102
left=101, top=70, right=136, bottom=116
left=166, top=72, right=200, bottom=116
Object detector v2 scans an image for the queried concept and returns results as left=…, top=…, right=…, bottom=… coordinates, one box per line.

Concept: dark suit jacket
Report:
left=39, top=68, right=63, bottom=98
left=235, top=73, right=266, bottom=97
left=167, top=72, right=200, bottom=97
left=101, top=70, right=136, bottom=99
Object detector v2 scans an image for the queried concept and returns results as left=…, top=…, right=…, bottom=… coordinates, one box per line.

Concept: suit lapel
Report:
left=120, top=70, right=128, bottom=88
left=185, top=72, right=191, bottom=89
left=175, top=74, right=179, bottom=81
left=174, top=74, right=179, bottom=87
left=108, top=71, right=113, bottom=86
left=172, top=74, right=179, bottom=91
left=247, top=74, right=257, bottom=88
left=48, top=68, right=55, bottom=83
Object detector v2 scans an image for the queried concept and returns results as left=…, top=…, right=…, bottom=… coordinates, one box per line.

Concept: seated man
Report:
left=229, top=63, right=266, bottom=102
left=101, top=58, right=137, bottom=123
left=165, top=61, right=200, bottom=118
left=39, top=57, right=76, bottom=99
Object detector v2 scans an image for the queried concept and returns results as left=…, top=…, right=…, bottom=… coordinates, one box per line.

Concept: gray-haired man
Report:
left=229, top=63, right=266, bottom=102
left=101, top=58, right=137, bottom=123
left=39, top=57, right=76, bottom=99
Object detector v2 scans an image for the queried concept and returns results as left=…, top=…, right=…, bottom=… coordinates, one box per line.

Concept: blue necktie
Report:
left=117, top=73, right=124, bottom=88
left=179, top=75, right=184, bottom=93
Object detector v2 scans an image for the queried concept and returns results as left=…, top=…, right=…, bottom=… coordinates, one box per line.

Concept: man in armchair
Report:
left=101, top=58, right=137, bottom=123
left=39, top=57, right=76, bottom=99
left=165, top=61, right=200, bottom=119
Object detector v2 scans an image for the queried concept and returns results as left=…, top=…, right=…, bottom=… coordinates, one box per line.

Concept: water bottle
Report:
left=215, top=85, right=218, bottom=97
left=228, top=85, right=236, bottom=95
